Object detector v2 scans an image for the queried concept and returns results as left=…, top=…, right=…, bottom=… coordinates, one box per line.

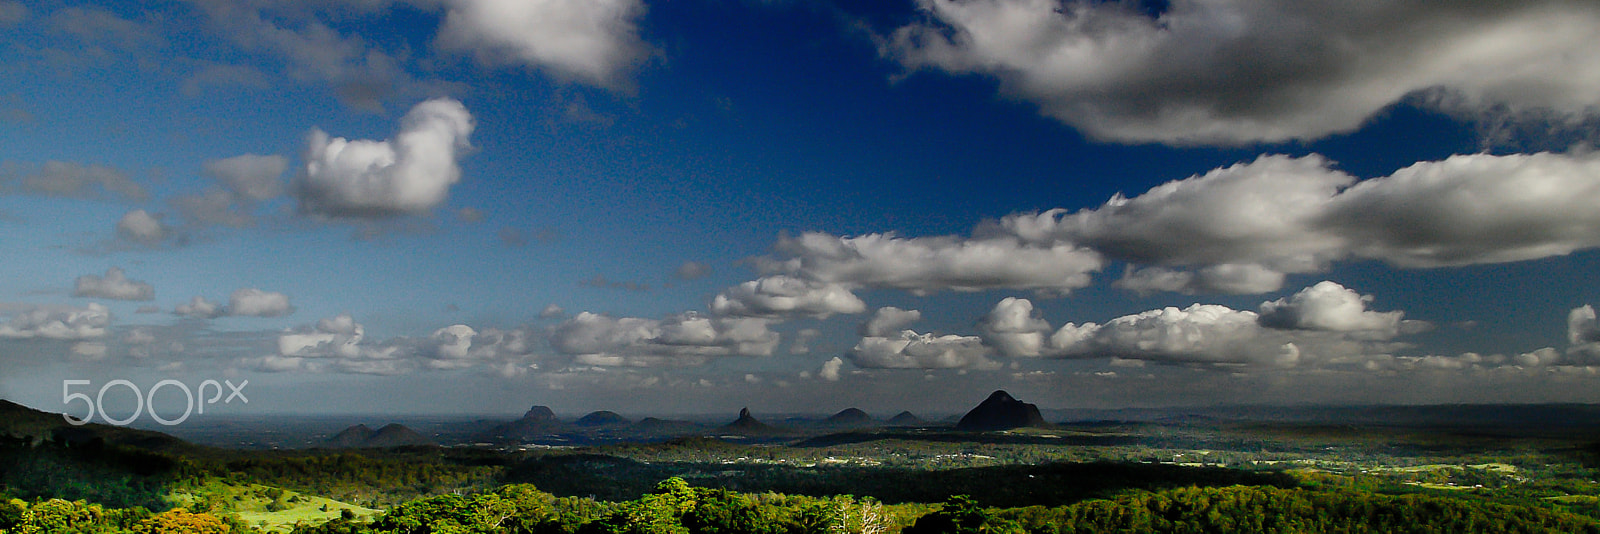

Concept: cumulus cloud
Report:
left=756, top=231, right=1104, bottom=295
left=174, top=296, right=223, bottom=319
left=72, top=267, right=154, bottom=301
left=115, top=209, right=166, bottom=245
left=969, top=281, right=1424, bottom=369
left=173, top=289, right=293, bottom=318
left=0, top=303, right=110, bottom=340
left=846, top=306, right=999, bottom=369
left=228, top=288, right=293, bottom=317
left=204, top=153, right=287, bottom=201
left=1006, top=152, right=1600, bottom=293
left=1258, top=281, right=1404, bottom=336
left=421, top=324, right=538, bottom=370
left=886, top=0, right=1600, bottom=145
left=818, top=356, right=843, bottom=381
left=849, top=330, right=997, bottom=370
left=1319, top=152, right=1600, bottom=267
left=710, top=275, right=866, bottom=319
left=550, top=311, right=779, bottom=367
left=1571, top=306, right=1600, bottom=345
left=270, top=314, right=436, bottom=375
left=1569, top=305, right=1600, bottom=363
left=278, top=314, right=372, bottom=359
left=1051, top=304, right=1285, bottom=366
left=860, top=307, right=922, bottom=338
left=297, top=97, right=475, bottom=217
left=978, top=297, right=1053, bottom=357
left=435, top=0, right=650, bottom=88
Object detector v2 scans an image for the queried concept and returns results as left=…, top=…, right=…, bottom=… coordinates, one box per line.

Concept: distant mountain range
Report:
left=323, top=423, right=434, bottom=448
left=15, top=393, right=1600, bottom=451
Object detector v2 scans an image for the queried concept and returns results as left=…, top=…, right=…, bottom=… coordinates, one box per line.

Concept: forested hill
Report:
left=0, top=400, right=194, bottom=454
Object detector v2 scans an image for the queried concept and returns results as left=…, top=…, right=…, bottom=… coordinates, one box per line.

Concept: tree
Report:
left=132, top=509, right=231, bottom=534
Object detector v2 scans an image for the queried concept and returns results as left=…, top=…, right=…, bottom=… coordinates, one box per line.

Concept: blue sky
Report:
left=3, top=0, right=1600, bottom=418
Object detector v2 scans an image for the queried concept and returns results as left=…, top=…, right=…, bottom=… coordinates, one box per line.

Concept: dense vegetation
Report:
left=10, top=478, right=1600, bottom=534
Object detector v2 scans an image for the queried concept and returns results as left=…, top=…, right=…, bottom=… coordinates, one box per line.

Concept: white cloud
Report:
left=0, top=303, right=110, bottom=340
left=204, top=153, right=287, bottom=201
left=757, top=231, right=1103, bottom=295
left=297, top=97, right=475, bottom=216
left=550, top=311, right=779, bottom=367
left=1571, top=305, right=1600, bottom=345
left=1006, top=152, right=1600, bottom=293
left=420, top=324, right=538, bottom=370
left=435, top=0, right=649, bottom=88
left=1258, top=281, right=1404, bottom=337
left=977, top=297, right=1053, bottom=357
left=966, top=281, right=1423, bottom=369
left=818, top=356, right=843, bottom=381
left=175, top=296, right=223, bottom=319
left=886, top=0, right=1600, bottom=145
left=228, top=288, right=293, bottom=317
left=539, top=303, right=566, bottom=319
left=1569, top=305, right=1600, bottom=363
left=1053, top=304, right=1275, bottom=365
left=1006, top=155, right=1347, bottom=279
left=710, top=275, right=866, bottom=319
left=1320, top=152, right=1600, bottom=267
left=861, top=307, right=922, bottom=338
left=115, top=209, right=166, bottom=245
left=72, top=267, right=154, bottom=301
left=174, top=289, right=293, bottom=318
left=1516, top=347, right=1563, bottom=368
left=278, top=313, right=373, bottom=359
left=849, top=329, right=997, bottom=370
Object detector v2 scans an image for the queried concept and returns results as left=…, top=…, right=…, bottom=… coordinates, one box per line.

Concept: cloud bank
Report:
left=1003, top=152, right=1600, bottom=293
left=887, top=0, right=1600, bottom=145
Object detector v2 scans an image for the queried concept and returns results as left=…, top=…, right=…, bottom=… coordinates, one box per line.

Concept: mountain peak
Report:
left=826, top=408, right=872, bottom=425
left=724, top=407, right=772, bottom=431
left=986, top=390, right=1018, bottom=403
left=957, top=390, right=1046, bottom=431
left=522, top=406, right=557, bottom=421
left=575, top=410, right=630, bottom=426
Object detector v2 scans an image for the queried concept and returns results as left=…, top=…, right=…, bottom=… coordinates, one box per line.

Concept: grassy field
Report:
left=170, top=481, right=379, bottom=533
